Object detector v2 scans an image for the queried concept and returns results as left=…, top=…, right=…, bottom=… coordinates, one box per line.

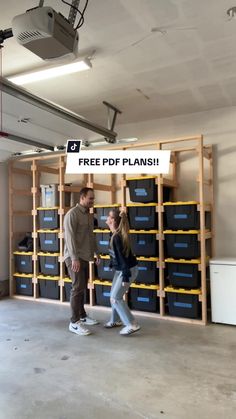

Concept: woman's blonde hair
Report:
left=110, top=208, right=131, bottom=257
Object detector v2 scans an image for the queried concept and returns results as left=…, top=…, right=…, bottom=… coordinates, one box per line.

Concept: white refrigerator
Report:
left=210, top=258, right=236, bottom=325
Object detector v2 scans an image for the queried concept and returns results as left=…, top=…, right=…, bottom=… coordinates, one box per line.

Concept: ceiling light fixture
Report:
left=7, top=58, right=92, bottom=86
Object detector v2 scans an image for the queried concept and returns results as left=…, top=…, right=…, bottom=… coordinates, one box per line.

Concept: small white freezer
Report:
left=210, top=257, right=236, bottom=325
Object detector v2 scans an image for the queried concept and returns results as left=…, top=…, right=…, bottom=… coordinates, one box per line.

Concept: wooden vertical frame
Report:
left=9, top=161, right=34, bottom=298
left=31, top=159, right=38, bottom=299
left=208, top=145, right=215, bottom=257
left=8, top=161, right=14, bottom=297
left=156, top=143, right=165, bottom=316
left=197, top=136, right=207, bottom=325
left=59, top=156, right=65, bottom=302
left=110, top=174, right=116, bottom=204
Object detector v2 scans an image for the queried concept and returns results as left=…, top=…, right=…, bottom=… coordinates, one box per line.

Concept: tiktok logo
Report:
left=66, top=140, right=82, bottom=153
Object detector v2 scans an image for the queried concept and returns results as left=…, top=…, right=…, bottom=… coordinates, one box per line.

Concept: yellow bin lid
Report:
left=94, top=204, right=121, bottom=208
left=164, top=286, right=201, bottom=295
left=38, top=275, right=60, bottom=281
left=126, top=176, right=156, bottom=181
left=163, top=201, right=198, bottom=206
left=93, top=280, right=112, bottom=286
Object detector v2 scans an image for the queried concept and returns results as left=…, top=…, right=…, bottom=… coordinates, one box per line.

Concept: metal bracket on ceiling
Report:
left=103, top=101, right=122, bottom=143
left=0, top=28, right=13, bottom=46
left=68, top=0, right=80, bottom=26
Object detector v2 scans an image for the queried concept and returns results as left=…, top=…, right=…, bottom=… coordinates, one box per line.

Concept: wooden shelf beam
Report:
left=36, top=165, right=59, bottom=174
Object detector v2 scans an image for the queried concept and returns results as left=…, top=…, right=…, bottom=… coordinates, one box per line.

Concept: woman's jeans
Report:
left=110, top=265, right=138, bottom=326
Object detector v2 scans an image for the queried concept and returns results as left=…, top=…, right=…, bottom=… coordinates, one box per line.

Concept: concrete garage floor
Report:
left=0, top=299, right=236, bottom=419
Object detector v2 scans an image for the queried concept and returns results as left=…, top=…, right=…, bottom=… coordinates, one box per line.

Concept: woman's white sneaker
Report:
left=120, top=324, right=141, bottom=335
left=69, top=322, right=91, bottom=335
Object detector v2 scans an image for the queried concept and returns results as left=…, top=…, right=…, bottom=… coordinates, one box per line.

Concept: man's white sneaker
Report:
left=69, top=322, right=91, bottom=336
left=80, top=316, right=99, bottom=325
left=120, top=324, right=141, bottom=336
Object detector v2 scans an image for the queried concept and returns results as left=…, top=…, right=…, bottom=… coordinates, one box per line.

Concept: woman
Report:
left=104, top=208, right=140, bottom=335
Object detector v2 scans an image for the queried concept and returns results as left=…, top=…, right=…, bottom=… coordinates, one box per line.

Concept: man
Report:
left=64, top=187, right=99, bottom=336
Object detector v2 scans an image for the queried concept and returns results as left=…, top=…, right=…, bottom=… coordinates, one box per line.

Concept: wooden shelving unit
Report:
left=8, top=135, right=214, bottom=325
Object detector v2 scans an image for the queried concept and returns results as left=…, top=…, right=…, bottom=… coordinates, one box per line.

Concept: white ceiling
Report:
left=1, top=0, right=236, bottom=160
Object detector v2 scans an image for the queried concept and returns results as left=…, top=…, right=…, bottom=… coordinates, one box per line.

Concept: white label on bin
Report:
left=66, top=146, right=170, bottom=174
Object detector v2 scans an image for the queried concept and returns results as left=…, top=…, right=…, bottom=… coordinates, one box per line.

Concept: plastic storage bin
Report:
left=38, top=230, right=59, bottom=252
left=38, top=252, right=60, bottom=276
left=129, top=230, right=158, bottom=256
left=165, top=258, right=200, bottom=288
left=165, top=286, right=201, bottom=318
left=38, top=208, right=59, bottom=229
left=94, top=204, right=120, bottom=229
left=41, top=184, right=58, bottom=207
left=14, top=251, right=33, bottom=274
left=97, top=256, right=113, bottom=280
left=129, top=284, right=159, bottom=312
left=40, top=184, right=71, bottom=208
left=94, top=229, right=110, bottom=255
left=136, top=257, right=159, bottom=285
left=38, top=275, right=60, bottom=300
left=164, top=230, right=200, bottom=259
left=127, top=176, right=171, bottom=203
left=164, top=202, right=203, bottom=230
left=127, top=203, right=158, bottom=229
left=94, top=280, right=112, bottom=306
left=14, top=273, right=33, bottom=296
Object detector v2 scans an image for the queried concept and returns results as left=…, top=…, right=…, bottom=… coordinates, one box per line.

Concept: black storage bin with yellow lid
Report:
left=136, top=257, right=159, bottom=285
left=94, top=204, right=120, bottom=229
left=94, top=229, right=110, bottom=255
left=165, top=286, right=201, bottom=318
left=130, top=230, right=158, bottom=256
left=38, top=252, right=60, bottom=276
left=164, top=230, right=200, bottom=259
left=127, top=176, right=171, bottom=203
left=97, top=256, right=113, bottom=280
left=38, top=207, right=59, bottom=229
left=129, top=284, right=159, bottom=312
left=38, top=230, right=59, bottom=252
left=127, top=203, right=158, bottom=230
left=164, top=201, right=202, bottom=230
left=14, top=273, right=33, bottom=296
left=14, top=251, right=33, bottom=274
left=38, top=275, right=60, bottom=300
left=94, top=280, right=112, bottom=306
left=165, top=258, right=200, bottom=288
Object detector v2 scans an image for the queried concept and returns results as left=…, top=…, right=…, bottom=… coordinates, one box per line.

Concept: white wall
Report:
left=0, top=163, right=9, bottom=281
left=117, top=106, right=236, bottom=257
